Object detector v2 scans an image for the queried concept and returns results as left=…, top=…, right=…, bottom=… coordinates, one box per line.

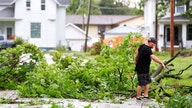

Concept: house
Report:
left=144, top=0, right=192, bottom=51
left=66, top=15, right=144, bottom=39
left=65, top=23, right=94, bottom=51
left=104, top=24, right=139, bottom=39
left=0, top=0, right=69, bottom=50
left=102, top=24, right=139, bottom=47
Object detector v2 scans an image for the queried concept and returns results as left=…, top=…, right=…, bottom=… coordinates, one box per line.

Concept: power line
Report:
left=91, top=5, right=133, bottom=10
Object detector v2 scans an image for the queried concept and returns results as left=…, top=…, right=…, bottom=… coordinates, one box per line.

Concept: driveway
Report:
left=0, top=90, right=162, bottom=108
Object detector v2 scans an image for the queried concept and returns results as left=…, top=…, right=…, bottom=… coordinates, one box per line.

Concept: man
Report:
left=134, top=37, right=166, bottom=100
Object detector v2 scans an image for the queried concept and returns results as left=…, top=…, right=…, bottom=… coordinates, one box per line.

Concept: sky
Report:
left=129, top=0, right=140, bottom=8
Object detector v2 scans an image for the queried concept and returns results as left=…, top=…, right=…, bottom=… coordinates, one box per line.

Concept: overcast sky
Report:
left=129, top=0, right=140, bottom=7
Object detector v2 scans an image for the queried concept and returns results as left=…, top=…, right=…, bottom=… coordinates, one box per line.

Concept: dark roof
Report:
left=162, top=15, right=189, bottom=20
left=160, top=15, right=190, bottom=23
left=66, top=15, right=141, bottom=25
left=0, top=7, right=14, bottom=17
left=0, top=0, right=69, bottom=6
left=56, top=0, right=69, bottom=5
left=0, top=0, right=14, bottom=4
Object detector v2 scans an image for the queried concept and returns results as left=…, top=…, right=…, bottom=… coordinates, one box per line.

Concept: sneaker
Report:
left=143, top=96, right=149, bottom=99
left=136, top=97, right=142, bottom=100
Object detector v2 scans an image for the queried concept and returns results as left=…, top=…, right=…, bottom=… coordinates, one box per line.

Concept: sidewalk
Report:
left=0, top=90, right=162, bottom=108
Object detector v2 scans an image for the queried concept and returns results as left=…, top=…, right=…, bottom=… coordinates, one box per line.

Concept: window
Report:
left=175, top=0, right=186, bottom=13
left=187, top=24, right=192, bottom=40
left=176, top=6, right=185, bottom=13
left=98, top=26, right=105, bottom=35
left=31, top=23, right=41, bottom=38
left=41, top=0, right=46, bottom=10
left=26, top=0, right=30, bottom=7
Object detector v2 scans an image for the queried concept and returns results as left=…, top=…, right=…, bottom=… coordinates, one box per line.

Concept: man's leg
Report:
left=144, top=84, right=150, bottom=97
left=136, top=85, right=142, bottom=98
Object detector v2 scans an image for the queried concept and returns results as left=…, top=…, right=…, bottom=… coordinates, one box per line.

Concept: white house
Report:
left=0, top=0, right=69, bottom=49
left=65, top=23, right=95, bottom=51
left=104, top=24, right=139, bottom=39
left=144, top=0, right=192, bottom=51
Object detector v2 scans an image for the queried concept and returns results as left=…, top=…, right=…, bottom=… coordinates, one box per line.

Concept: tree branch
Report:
left=151, top=51, right=181, bottom=78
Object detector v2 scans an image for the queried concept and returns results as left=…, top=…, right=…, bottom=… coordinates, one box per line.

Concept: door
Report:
left=165, top=25, right=180, bottom=45
left=7, top=27, right=13, bottom=40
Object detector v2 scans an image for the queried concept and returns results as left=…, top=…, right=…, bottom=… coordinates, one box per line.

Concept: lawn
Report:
left=152, top=51, right=192, bottom=86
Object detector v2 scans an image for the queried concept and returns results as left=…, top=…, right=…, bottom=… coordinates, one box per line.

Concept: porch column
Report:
left=158, top=24, right=164, bottom=51
left=56, top=6, right=66, bottom=47
left=182, top=24, right=187, bottom=48
left=144, top=0, right=156, bottom=37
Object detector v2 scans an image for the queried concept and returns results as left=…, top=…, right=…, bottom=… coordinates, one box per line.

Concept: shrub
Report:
left=90, top=42, right=102, bottom=55
left=14, top=37, right=24, bottom=45
left=165, top=94, right=192, bottom=108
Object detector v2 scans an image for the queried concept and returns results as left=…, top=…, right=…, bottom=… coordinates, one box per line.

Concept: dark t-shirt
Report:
left=135, top=44, right=153, bottom=74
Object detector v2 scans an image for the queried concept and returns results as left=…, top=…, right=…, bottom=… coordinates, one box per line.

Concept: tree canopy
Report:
left=156, top=0, right=192, bottom=18
left=67, top=0, right=144, bottom=15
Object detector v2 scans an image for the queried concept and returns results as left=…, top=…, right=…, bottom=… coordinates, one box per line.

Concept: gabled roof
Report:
left=66, top=15, right=142, bottom=25
left=55, top=0, right=69, bottom=6
left=65, top=23, right=91, bottom=40
left=0, top=7, right=14, bottom=17
left=0, top=0, right=15, bottom=5
left=104, top=24, right=139, bottom=35
left=0, top=0, right=69, bottom=6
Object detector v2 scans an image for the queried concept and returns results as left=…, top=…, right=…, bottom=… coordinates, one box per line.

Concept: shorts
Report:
left=137, top=73, right=152, bottom=86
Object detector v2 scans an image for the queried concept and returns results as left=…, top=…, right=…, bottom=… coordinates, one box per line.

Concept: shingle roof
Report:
left=0, top=0, right=69, bottom=6
left=66, top=15, right=141, bottom=25
left=56, top=0, right=69, bottom=6
left=0, top=0, right=15, bottom=4
left=162, top=15, right=189, bottom=20
left=0, top=7, right=14, bottom=17
left=159, top=15, right=190, bottom=23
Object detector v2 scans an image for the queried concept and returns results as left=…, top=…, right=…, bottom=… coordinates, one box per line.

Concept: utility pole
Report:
left=155, top=0, right=159, bottom=52
left=84, top=0, right=91, bottom=52
left=170, top=0, right=174, bottom=57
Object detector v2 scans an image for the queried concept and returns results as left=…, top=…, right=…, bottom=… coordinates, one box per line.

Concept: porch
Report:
left=158, top=24, right=192, bottom=50
left=161, top=46, right=185, bottom=52
left=0, top=22, right=15, bottom=41
left=159, top=15, right=192, bottom=50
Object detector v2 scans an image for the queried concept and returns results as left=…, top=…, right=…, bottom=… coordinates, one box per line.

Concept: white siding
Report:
left=56, top=7, right=66, bottom=47
left=144, top=0, right=156, bottom=37
left=65, top=24, right=87, bottom=51
left=14, top=0, right=61, bottom=48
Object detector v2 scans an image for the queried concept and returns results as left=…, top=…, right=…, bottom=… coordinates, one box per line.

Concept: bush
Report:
left=54, top=46, right=66, bottom=52
left=14, top=37, right=24, bottom=45
left=0, top=43, right=45, bottom=89
left=90, top=42, right=102, bottom=55
left=165, top=94, right=192, bottom=108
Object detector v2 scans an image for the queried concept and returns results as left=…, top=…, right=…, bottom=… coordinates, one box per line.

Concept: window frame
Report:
left=41, top=0, right=46, bottom=10
left=31, top=23, right=41, bottom=38
left=26, top=0, right=30, bottom=7
left=97, top=25, right=106, bottom=35
left=175, top=0, right=186, bottom=13
left=187, top=24, right=192, bottom=40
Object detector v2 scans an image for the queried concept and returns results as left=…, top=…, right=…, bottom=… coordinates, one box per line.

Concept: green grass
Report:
left=152, top=51, right=192, bottom=86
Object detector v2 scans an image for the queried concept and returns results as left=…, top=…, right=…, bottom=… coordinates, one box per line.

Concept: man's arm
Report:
left=134, top=48, right=138, bottom=64
left=150, top=54, right=166, bottom=68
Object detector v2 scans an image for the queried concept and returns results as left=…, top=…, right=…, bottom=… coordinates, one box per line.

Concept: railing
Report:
left=0, top=35, right=15, bottom=50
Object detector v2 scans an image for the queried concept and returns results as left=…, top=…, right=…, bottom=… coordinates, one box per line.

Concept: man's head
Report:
left=147, top=37, right=157, bottom=48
